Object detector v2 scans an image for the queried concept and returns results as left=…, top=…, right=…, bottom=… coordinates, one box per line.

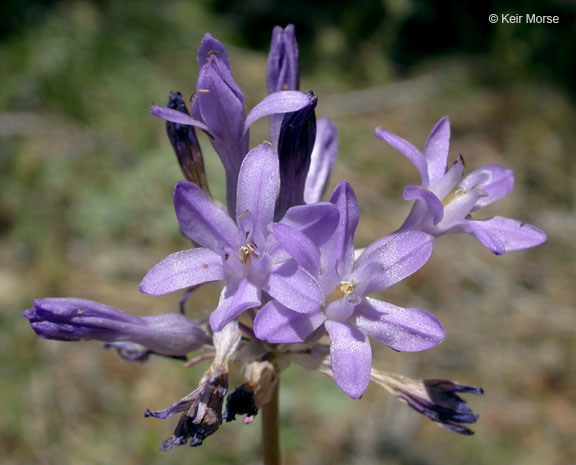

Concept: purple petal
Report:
left=150, top=106, right=211, bottom=133
left=403, top=185, right=444, bottom=225
left=197, top=33, right=231, bottom=70
left=423, top=116, right=450, bottom=185
left=325, top=320, right=371, bottom=399
left=209, top=279, right=261, bottom=332
left=254, top=301, right=325, bottom=343
left=375, top=127, right=429, bottom=187
left=354, top=232, right=434, bottom=295
left=321, top=182, right=359, bottom=278
left=430, top=156, right=464, bottom=199
left=460, top=166, right=515, bottom=211
left=173, top=181, right=242, bottom=251
left=280, top=202, right=340, bottom=247
left=236, top=143, right=279, bottom=236
left=466, top=216, right=546, bottom=254
left=304, top=117, right=338, bottom=204
left=269, top=223, right=321, bottom=276
left=243, top=91, right=314, bottom=133
left=263, top=260, right=322, bottom=313
left=354, top=298, right=445, bottom=352
left=139, top=248, right=224, bottom=296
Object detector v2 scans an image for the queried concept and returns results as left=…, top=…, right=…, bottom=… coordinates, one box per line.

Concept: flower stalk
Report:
left=261, top=379, right=280, bottom=465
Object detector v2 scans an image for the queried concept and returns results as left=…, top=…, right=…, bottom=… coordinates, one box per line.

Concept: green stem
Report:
left=261, top=379, right=280, bottom=465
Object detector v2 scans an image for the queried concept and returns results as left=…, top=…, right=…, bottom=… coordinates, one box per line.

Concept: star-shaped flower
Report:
left=376, top=117, right=546, bottom=254
left=140, top=143, right=339, bottom=332
left=254, top=182, right=445, bottom=399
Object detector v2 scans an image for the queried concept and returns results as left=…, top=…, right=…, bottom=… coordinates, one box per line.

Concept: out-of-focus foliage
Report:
left=1, top=1, right=575, bottom=464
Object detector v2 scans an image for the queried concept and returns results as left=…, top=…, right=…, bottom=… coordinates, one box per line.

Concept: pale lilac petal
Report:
left=304, top=117, right=338, bottom=204
left=209, top=280, right=261, bottom=332
left=354, top=232, right=434, bottom=295
left=466, top=216, right=546, bottom=253
left=354, top=298, right=445, bottom=352
left=236, top=143, right=279, bottom=235
left=403, top=185, right=444, bottom=225
left=140, top=248, right=224, bottom=296
left=197, top=33, right=231, bottom=70
left=280, top=202, right=340, bottom=247
left=460, top=166, right=515, bottom=211
left=321, top=182, right=359, bottom=278
left=243, top=91, right=314, bottom=133
left=254, top=301, right=325, bottom=343
left=263, top=260, right=322, bottom=313
left=150, top=106, right=211, bottom=133
left=375, top=127, right=429, bottom=187
left=465, top=220, right=505, bottom=255
left=269, top=223, right=320, bottom=276
left=325, top=320, right=371, bottom=399
left=430, top=156, right=464, bottom=199
left=173, top=181, right=243, bottom=251
left=423, top=116, right=450, bottom=185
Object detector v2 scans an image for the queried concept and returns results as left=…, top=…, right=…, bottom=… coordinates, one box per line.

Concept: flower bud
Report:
left=275, top=90, right=318, bottom=219
left=24, top=298, right=211, bottom=356
left=166, top=91, right=210, bottom=194
left=304, top=117, right=339, bottom=203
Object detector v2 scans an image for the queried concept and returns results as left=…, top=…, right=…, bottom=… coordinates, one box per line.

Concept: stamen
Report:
left=442, top=187, right=467, bottom=207
left=327, top=281, right=355, bottom=304
left=239, top=242, right=258, bottom=266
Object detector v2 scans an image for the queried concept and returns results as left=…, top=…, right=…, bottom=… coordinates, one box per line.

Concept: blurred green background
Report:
left=1, top=0, right=575, bottom=464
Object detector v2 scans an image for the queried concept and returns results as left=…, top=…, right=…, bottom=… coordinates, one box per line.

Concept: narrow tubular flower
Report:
left=254, top=182, right=445, bottom=399
left=275, top=91, right=318, bottom=219
left=267, top=24, right=300, bottom=148
left=376, top=117, right=547, bottom=254
left=23, top=298, right=211, bottom=356
left=166, top=91, right=210, bottom=195
left=304, top=116, right=339, bottom=204
left=371, top=370, right=483, bottom=435
left=140, top=143, right=340, bottom=333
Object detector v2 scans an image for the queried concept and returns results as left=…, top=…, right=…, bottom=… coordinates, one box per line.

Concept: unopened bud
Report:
left=166, top=91, right=210, bottom=194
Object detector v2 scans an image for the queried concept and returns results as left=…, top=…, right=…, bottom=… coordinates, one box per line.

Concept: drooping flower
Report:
left=23, top=298, right=210, bottom=357
left=151, top=33, right=314, bottom=214
left=254, top=182, right=445, bottom=399
left=376, top=117, right=547, bottom=254
left=371, top=369, right=483, bottom=435
left=140, top=142, right=339, bottom=333
left=145, top=321, right=241, bottom=450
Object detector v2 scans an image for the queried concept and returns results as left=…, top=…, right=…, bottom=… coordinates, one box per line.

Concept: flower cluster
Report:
left=24, top=25, right=546, bottom=449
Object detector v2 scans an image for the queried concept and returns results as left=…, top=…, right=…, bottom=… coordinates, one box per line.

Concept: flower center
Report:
left=239, top=242, right=258, bottom=268
left=442, top=186, right=467, bottom=207
left=326, top=281, right=355, bottom=303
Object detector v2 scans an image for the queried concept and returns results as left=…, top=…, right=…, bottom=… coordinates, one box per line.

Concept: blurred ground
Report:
left=1, top=1, right=575, bottom=464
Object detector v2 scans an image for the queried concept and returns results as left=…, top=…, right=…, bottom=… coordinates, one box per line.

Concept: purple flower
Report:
left=304, top=116, right=339, bottom=204
left=371, top=370, right=483, bottom=435
left=267, top=24, right=300, bottom=148
left=151, top=33, right=313, bottom=214
left=23, top=298, right=210, bottom=356
left=254, top=182, right=445, bottom=399
left=376, top=117, right=546, bottom=254
left=140, top=143, right=339, bottom=333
